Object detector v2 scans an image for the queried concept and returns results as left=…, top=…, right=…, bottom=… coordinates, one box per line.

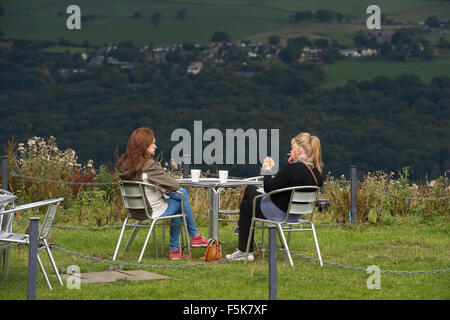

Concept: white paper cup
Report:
left=219, top=170, right=228, bottom=184
left=191, top=169, right=201, bottom=182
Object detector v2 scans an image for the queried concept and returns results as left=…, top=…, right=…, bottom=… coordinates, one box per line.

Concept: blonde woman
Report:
left=227, top=132, right=324, bottom=261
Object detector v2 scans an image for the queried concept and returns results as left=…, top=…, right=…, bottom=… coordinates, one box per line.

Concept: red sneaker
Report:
left=190, top=234, right=208, bottom=247
left=169, top=247, right=189, bottom=260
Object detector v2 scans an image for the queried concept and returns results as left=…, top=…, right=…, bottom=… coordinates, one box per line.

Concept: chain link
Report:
left=50, top=244, right=230, bottom=269
left=46, top=244, right=449, bottom=275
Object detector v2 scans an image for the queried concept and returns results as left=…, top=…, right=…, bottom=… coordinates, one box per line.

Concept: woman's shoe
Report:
left=226, top=249, right=254, bottom=261
left=191, top=233, right=208, bottom=247
left=169, top=247, right=189, bottom=260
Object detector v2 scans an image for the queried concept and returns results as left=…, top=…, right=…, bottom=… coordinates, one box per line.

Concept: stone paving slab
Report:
left=60, top=270, right=172, bottom=284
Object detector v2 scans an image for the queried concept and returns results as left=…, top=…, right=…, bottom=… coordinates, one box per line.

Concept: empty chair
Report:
left=245, top=186, right=322, bottom=267
left=0, top=197, right=64, bottom=289
left=113, top=180, right=190, bottom=263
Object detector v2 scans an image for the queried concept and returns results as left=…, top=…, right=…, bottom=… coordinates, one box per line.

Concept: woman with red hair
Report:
left=117, top=127, right=207, bottom=260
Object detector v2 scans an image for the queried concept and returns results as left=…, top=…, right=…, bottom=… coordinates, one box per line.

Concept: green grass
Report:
left=1, top=213, right=449, bottom=300
left=0, top=0, right=449, bottom=45
left=323, top=59, right=450, bottom=88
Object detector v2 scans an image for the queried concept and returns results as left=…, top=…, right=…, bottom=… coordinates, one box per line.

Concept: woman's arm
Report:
left=263, top=164, right=292, bottom=193
left=142, top=159, right=179, bottom=192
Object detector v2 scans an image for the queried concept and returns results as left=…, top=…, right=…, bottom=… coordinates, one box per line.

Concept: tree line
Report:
left=0, top=39, right=448, bottom=180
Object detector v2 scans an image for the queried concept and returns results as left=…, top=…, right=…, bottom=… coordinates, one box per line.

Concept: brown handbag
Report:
left=198, top=239, right=222, bottom=262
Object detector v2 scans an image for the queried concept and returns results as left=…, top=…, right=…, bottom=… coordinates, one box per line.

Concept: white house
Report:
left=187, top=62, right=203, bottom=75
left=339, top=48, right=361, bottom=57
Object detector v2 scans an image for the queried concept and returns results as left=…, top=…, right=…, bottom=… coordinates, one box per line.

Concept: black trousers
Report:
left=238, top=185, right=266, bottom=252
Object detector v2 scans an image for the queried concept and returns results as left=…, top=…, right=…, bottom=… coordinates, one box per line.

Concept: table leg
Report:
left=209, top=188, right=220, bottom=240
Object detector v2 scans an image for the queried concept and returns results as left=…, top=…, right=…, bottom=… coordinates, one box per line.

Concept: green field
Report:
left=1, top=214, right=449, bottom=300
left=323, top=59, right=450, bottom=88
left=0, top=0, right=449, bottom=45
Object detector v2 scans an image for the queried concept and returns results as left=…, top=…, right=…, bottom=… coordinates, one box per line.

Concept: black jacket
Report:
left=264, top=162, right=323, bottom=212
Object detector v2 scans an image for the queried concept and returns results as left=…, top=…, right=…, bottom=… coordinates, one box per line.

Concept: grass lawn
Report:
left=1, top=213, right=448, bottom=300
left=323, top=59, right=450, bottom=88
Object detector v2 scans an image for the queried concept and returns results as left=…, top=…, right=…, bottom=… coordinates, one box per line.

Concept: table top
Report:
left=177, top=177, right=263, bottom=188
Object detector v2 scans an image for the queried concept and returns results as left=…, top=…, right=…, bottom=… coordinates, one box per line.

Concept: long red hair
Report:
left=118, top=127, right=154, bottom=176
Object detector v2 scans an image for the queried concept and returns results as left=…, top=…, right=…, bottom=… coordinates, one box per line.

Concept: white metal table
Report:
left=0, top=193, right=17, bottom=280
left=177, top=178, right=263, bottom=239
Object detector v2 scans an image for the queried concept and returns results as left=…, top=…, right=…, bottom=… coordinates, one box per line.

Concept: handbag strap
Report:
left=301, top=161, right=318, bottom=186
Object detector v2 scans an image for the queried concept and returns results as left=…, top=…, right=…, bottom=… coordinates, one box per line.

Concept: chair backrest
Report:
left=119, top=180, right=156, bottom=220
left=285, top=186, right=320, bottom=223
left=39, top=201, right=62, bottom=239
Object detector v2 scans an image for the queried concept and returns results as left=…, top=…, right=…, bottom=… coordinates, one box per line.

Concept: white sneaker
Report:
left=226, top=249, right=254, bottom=261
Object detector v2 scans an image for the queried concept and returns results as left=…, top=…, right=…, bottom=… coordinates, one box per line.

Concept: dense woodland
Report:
left=0, top=39, right=449, bottom=180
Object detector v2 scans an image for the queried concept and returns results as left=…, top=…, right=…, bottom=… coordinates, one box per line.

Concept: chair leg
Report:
left=245, top=218, right=256, bottom=264
left=153, top=229, right=158, bottom=258
left=261, top=222, right=265, bottom=259
left=43, top=241, right=63, bottom=286
left=161, top=220, right=166, bottom=255
left=311, top=223, right=323, bottom=266
left=123, top=220, right=142, bottom=253
left=276, top=224, right=294, bottom=267
left=138, top=220, right=157, bottom=263
left=2, top=247, right=9, bottom=281
left=182, top=215, right=191, bottom=257
left=285, top=231, right=292, bottom=264
left=37, top=253, right=52, bottom=290
left=113, top=217, right=129, bottom=261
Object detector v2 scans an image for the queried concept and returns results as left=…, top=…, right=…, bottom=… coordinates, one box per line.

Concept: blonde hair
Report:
left=291, top=132, right=323, bottom=174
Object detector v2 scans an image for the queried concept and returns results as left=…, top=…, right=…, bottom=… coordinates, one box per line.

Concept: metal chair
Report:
left=218, top=176, right=263, bottom=222
left=245, top=186, right=323, bottom=267
left=113, top=180, right=190, bottom=263
left=0, top=197, right=65, bottom=289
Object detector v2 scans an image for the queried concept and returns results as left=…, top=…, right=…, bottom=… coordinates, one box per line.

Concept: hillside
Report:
left=0, top=0, right=449, bottom=180
left=0, top=0, right=449, bottom=45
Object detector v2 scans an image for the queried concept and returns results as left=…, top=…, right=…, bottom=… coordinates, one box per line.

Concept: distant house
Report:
left=187, top=61, right=203, bottom=75
left=90, top=55, right=105, bottom=66
left=298, top=47, right=321, bottom=63
left=153, top=52, right=167, bottom=63
left=136, top=45, right=148, bottom=52
left=361, top=48, right=377, bottom=56
left=339, top=48, right=361, bottom=57
left=248, top=51, right=259, bottom=59
left=107, top=57, right=120, bottom=65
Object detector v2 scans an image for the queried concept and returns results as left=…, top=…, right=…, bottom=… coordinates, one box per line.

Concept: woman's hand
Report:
left=287, top=152, right=294, bottom=164
left=261, top=157, right=275, bottom=171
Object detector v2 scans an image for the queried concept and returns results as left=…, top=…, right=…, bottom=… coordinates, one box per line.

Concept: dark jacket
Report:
left=264, top=162, right=323, bottom=213
left=117, top=158, right=179, bottom=219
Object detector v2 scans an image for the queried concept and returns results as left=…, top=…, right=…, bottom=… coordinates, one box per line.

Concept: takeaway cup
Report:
left=219, top=170, right=228, bottom=184
left=191, top=169, right=201, bottom=182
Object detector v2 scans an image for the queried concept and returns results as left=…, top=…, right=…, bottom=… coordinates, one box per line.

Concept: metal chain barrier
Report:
left=47, top=244, right=449, bottom=275
left=287, top=250, right=450, bottom=275
left=357, top=181, right=450, bottom=201
left=50, top=244, right=230, bottom=269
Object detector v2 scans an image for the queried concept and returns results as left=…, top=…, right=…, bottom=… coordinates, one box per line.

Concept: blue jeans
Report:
left=160, top=188, right=199, bottom=250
